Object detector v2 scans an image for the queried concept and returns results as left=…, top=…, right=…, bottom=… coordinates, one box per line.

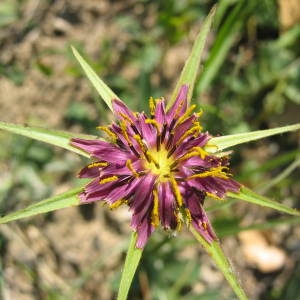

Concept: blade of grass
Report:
left=207, top=123, right=300, bottom=152
left=228, top=186, right=300, bottom=216
left=71, top=46, right=120, bottom=111
left=0, top=121, right=97, bottom=158
left=190, top=227, right=248, bottom=300
left=168, top=6, right=216, bottom=108
left=118, top=232, right=143, bottom=300
left=256, top=157, right=300, bottom=194
left=0, top=187, right=82, bottom=224
left=196, top=0, right=246, bottom=94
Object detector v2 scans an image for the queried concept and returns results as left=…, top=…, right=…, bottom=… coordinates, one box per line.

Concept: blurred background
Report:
left=0, top=0, right=299, bottom=299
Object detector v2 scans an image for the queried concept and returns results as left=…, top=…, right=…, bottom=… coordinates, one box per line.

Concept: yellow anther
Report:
left=120, top=121, right=132, bottom=145
left=149, top=97, right=155, bottom=115
left=177, top=123, right=201, bottom=144
left=145, top=119, right=160, bottom=133
left=184, top=208, right=192, bottom=225
left=174, top=100, right=185, bottom=118
left=146, top=151, right=159, bottom=167
left=109, top=199, right=127, bottom=209
left=87, top=161, right=108, bottom=168
left=133, top=134, right=147, bottom=152
left=126, top=159, right=139, bottom=177
left=119, top=112, right=134, bottom=124
left=170, top=176, right=183, bottom=207
left=97, top=126, right=117, bottom=141
left=192, top=146, right=208, bottom=159
left=99, top=176, right=118, bottom=184
left=151, top=189, right=160, bottom=227
left=196, top=108, right=203, bottom=118
left=188, top=166, right=229, bottom=180
left=178, top=151, right=199, bottom=162
left=202, top=221, right=208, bottom=230
left=177, top=104, right=196, bottom=124
left=175, top=210, right=183, bottom=231
left=206, top=192, right=223, bottom=201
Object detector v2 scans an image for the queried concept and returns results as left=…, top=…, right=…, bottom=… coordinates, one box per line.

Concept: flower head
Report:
left=71, top=85, right=240, bottom=248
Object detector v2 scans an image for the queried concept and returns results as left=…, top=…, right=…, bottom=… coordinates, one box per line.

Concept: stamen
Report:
left=177, top=123, right=201, bottom=145
left=206, top=192, right=223, bottom=201
left=99, top=176, right=118, bottom=184
left=170, top=176, right=183, bottom=207
left=133, top=134, right=147, bottom=152
left=119, top=112, right=134, bottom=124
left=120, top=121, right=132, bottom=146
left=149, top=97, right=155, bottom=116
left=109, top=199, right=127, bottom=209
left=184, top=208, right=192, bottom=225
left=174, top=100, right=185, bottom=118
left=145, top=119, right=160, bottom=133
left=146, top=151, right=160, bottom=168
left=188, top=166, right=229, bottom=180
left=97, top=126, right=117, bottom=141
left=201, top=221, right=208, bottom=230
left=178, top=151, right=199, bottom=162
left=196, top=108, right=203, bottom=118
left=87, top=161, right=108, bottom=168
left=151, top=189, right=160, bottom=227
left=175, top=209, right=182, bottom=231
left=126, top=159, right=139, bottom=177
left=192, top=146, right=208, bottom=159
left=176, top=104, right=196, bottom=125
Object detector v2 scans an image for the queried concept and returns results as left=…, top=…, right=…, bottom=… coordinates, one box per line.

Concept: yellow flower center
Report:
left=145, top=147, right=174, bottom=181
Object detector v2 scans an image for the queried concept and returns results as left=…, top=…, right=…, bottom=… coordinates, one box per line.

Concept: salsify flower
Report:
left=71, top=84, right=240, bottom=248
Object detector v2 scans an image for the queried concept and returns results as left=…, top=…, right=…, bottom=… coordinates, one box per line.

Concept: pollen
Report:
left=144, top=147, right=174, bottom=181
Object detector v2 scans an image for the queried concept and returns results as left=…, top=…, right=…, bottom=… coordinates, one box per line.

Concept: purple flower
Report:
left=71, top=85, right=240, bottom=248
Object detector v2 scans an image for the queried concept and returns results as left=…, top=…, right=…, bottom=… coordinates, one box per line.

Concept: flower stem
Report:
left=190, top=226, right=248, bottom=300
left=117, top=232, right=143, bottom=300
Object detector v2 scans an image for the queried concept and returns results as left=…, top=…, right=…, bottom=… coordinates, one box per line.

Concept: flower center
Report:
left=145, top=147, right=174, bottom=181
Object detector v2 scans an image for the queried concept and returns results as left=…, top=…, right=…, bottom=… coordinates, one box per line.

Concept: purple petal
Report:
left=105, top=177, right=140, bottom=204
left=135, top=215, right=154, bottom=248
left=78, top=165, right=101, bottom=178
left=185, top=192, right=216, bottom=242
left=158, top=182, right=177, bottom=229
left=130, top=174, right=156, bottom=228
left=154, top=99, right=166, bottom=126
left=136, top=113, right=156, bottom=146
left=72, top=138, right=134, bottom=162
left=112, top=99, right=136, bottom=122
left=166, top=85, right=188, bottom=123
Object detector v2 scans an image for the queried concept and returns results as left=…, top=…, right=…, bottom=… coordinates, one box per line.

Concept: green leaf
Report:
left=0, top=121, right=97, bottom=158
left=168, top=6, right=216, bottom=108
left=207, top=123, right=300, bottom=152
left=71, top=46, right=120, bottom=111
left=228, top=186, right=300, bottom=216
left=118, top=232, right=143, bottom=300
left=190, top=227, right=248, bottom=300
left=0, top=187, right=82, bottom=224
